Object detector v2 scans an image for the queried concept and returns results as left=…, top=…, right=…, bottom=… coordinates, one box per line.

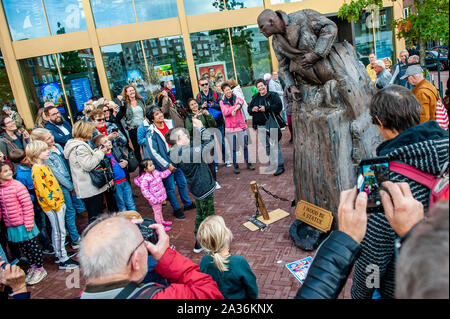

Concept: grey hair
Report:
left=374, top=60, right=386, bottom=69
left=78, top=214, right=143, bottom=282
left=409, top=55, right=420, bottom=63
left=400, top=49, right=409, bottom=56
left=396, top=201, right=449, bottom=299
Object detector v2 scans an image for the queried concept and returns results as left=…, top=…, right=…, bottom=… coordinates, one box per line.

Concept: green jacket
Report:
left=185, top=112, right=216, bottom=139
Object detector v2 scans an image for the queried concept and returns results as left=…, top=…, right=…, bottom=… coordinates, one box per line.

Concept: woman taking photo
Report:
left=90, top=108, right=128, bottom=150
left=63, top=120, right=111, bottom=223
left=116, top=85, right=146, bottom=163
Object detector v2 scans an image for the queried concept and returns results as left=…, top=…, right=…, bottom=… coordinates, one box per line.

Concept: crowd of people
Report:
left=0, top=56, right=448, bottom=300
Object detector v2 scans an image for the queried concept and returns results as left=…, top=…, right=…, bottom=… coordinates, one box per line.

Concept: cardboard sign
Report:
left=295, top=201, right=333, bottom=232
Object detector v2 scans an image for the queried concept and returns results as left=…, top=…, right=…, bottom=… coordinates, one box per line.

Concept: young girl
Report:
left=0, top=162, right=47, bottom=285
left=134, top=159, right=172, bottom=231
left=197, top=215, right=258, bottom=299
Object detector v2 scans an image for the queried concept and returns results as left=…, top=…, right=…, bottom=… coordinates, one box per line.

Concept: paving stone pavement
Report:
left=23, top=129, right=353, bottom=299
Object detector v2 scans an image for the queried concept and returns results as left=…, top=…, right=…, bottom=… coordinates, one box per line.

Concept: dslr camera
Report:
left=137, top=218, right=159, bottom=245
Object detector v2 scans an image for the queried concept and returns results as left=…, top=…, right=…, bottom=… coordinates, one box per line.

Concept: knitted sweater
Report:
left=351, top=121, right=449, bottom=299
left=31, top=164, right=64, bottom=212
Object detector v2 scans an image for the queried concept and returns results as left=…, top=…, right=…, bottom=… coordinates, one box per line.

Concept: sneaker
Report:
left=42, top=247, right=55, bottom=255
left=193, top=241, right=204, bottom=253
left=215, top=181, right=222, bottom=190
left=264, top=165, right=276, bottom=174
left=247, top=163, right=255, bottom=171
left=25, top=268, right=35, bottom=284
left=162, top=200, right=167, bottom=207
left=55, top=251, right=78, bottom=264
left=162, top=221, right=173, bottom=226
left=58, top=258, right=79, bottom=270
left=71, top=238, right=81, bottom=250
left=28, top=268, right=47, bottom=285
left=164, top=226, right=172, bottom=232
left=173, top=209, right=185, bottom=219
left=274, top=166, right=285, bottom=176
left=183, top=203, right=196, bottom=211
left=234, top=165, right=240, bottom=174
left=225, top=161, right=232, bottom=168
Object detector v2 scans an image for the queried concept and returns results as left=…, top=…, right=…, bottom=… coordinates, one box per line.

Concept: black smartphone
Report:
left=1, top=258, right=19, bottom=269
left=356, top=156, right=390, bottom=213
left=112, top=128, right=119, bottom=133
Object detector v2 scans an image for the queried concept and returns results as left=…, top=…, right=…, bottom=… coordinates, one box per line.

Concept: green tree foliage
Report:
left=56, top=23, right=88, bottom=74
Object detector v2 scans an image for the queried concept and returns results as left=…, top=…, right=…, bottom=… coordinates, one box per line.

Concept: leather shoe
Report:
left=184, top=203, right=196, bottom=211
left=173, top=209, right=185, bottom=219
left=274, top=166, right=285, bottom=176
left=234, top=165, right=240, bottom=174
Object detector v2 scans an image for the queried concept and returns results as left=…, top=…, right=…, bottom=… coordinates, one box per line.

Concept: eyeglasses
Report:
left=95, top=118, right=105, bottom=122
left=126, top=239, right=145, bottom=265
left=49, top=111, right=60, bottom=117
left=200, top=83, right=208, bottom=87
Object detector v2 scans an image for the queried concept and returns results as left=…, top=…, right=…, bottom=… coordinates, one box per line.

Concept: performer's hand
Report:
left=299, top=52, right=320, bottom=68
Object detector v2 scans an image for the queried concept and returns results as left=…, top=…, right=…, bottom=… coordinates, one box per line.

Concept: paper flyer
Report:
left=285, top=256, right=313, bottom=284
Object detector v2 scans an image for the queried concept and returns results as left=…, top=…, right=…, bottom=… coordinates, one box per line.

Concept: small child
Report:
left=134, top=159, right=172, bottom=231
left=166, top=119, right=216, bottom=252
left=26, top=140, right=79, bottom=270
left=93, top=134, right=136, bottom=212
left=0, top=162, right=47, bottom=285
left=197, top=215, right=258, bottom=299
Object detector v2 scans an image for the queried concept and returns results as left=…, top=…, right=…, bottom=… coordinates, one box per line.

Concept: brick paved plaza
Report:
left=25, top=130, right=353, bottom=299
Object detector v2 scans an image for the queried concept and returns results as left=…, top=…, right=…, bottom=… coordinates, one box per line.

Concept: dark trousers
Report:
left=128, top=128, right=142, bottom=164
left=18, top=237, right=43, bottom=268
left=104, top=187, right=119, bottom=213
left=82, top=193, right=104, bottom=224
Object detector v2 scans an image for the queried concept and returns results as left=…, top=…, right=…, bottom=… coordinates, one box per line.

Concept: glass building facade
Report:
left=0, top=0, right=404, bottom=127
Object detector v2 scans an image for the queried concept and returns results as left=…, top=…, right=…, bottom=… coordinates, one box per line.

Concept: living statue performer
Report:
left=258, top=9, right=382, bottom=216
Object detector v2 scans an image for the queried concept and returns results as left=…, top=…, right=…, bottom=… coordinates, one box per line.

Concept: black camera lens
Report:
left=138, top=218, right=159, bottom=245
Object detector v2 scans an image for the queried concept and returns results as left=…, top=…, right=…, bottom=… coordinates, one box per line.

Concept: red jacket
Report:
left=0, top=179, right=34, bottom=229
left=152, top=248, right=224, bottom=299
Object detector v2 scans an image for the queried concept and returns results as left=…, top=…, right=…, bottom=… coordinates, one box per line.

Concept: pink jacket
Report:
left=220, top=95, right=247, bottom=133
left=0, top=179, right=34, bottom=229
left=134, top=169, right=172, bottom=206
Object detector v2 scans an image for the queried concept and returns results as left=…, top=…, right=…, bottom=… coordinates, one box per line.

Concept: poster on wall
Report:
left=126, top=69, right=147, bottom=100
left=70, top=77, right=92, bottom=112
left=40, top=82, right=63, bottom=106
left=196, top=62, right=227, bottom=86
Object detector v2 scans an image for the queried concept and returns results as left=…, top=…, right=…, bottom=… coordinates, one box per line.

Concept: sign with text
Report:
left=295, top=201, right=333, bottom=233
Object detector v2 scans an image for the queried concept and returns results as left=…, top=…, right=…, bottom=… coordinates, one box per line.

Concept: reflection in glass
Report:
left=2, top=0, right=49, bottom=41
left=19, top=54, right=65, bottom=118
left=224, top=0, right=263, bottom=10
left=190, top=29, right=235, bottom=87
left=270, top=0, right=304, bottom=4
left=183, top=0, right=222, bottom=16
left=90, top=0, right=136, bottom=28
left=57, top=49, right=102, bottom=117
left=354, top=8, right=394, bottom=64
left=0, top=50, right=14, bottom=108
left=101, top=41, right=152, bottom=103
left=134, top=0, right=178, bottom=22
left=141, top=36, right=193, bottom=103
left=43, top=0, right=87, bottom=35
left=230, top=25, right=271, bottom=86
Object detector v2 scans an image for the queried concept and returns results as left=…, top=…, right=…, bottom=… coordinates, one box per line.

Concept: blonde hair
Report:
left=228, top=78, right=238, bottom=87
left=25, top=140, right=48, bottom=163
left=34, top=108, right=47, bottom=128
left=30, top=128, right=51, bottom=143
left=196, top=215, right=233, bottom=272
left=83, top=101, right=96, bottom=118
left=72, top=120, right=95, bottom=140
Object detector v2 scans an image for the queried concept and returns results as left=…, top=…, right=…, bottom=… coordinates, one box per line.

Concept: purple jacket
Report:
left=134, top=169, right=171, bottom=206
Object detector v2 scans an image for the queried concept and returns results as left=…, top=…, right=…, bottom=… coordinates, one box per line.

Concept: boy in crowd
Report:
left=93, top=134, right=136, bottom=212
left=166, top=118, right=216, bottom=253
left=26, top=140, right=79, bottom=269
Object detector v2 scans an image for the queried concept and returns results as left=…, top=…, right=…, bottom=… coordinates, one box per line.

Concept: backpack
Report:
left=390, top=161, right=449, bottom=211
left=421, top=87, right=449, bottom=130
left=197, top=91, right=222, bottom=121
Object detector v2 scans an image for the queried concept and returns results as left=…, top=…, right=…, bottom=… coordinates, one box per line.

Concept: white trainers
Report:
left=225, top=161, right=232, bottom=168
left=25, top=268, right=35, bottom=284
left=215, top=182, right=221, bottom=190
left=28, top=268, right=47, bottom=285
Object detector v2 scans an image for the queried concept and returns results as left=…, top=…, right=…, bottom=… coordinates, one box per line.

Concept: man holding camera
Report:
left=78, top=215, right=224, bottom=299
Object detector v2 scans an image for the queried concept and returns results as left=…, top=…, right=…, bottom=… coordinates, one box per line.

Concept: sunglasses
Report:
left=95, top=118, right=105, bottom=122
left=200, top=83, right=208, bottom=87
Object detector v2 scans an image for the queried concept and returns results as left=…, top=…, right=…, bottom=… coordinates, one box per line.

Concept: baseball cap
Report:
left=401, top=65, right=423, bottom=80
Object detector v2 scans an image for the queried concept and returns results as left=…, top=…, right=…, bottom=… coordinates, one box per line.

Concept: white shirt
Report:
left=57, top=124, right=70, bottom=135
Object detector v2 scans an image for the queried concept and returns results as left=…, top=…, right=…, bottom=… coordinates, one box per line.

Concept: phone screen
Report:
left=357, top=159, right=390, bottom=211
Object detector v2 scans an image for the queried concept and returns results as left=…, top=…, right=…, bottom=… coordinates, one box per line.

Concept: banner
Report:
left=197, top=62, right=227, bottom=86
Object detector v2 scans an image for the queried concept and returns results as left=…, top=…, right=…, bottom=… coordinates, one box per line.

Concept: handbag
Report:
left=124, top=147, right=139, bottom=173
left=89, top=158, right=114, bottom=189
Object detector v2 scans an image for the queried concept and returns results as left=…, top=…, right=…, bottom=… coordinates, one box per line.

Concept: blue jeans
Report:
left=72, top=193, right=86, bottom=213
left=0, top=243, right=7, bottom=263
left=61, top=186, right=80, bottom=242
left=114, top=181, right=136, bottom=211
left=33, top=202, right=51, bottom=250
left=162, top=168, right=192, bottom=212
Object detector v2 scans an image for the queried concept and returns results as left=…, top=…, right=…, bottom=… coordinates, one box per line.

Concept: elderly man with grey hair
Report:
left=78, top=215, right=223, bottom=299
left=373, top=60, right=392, bottom=89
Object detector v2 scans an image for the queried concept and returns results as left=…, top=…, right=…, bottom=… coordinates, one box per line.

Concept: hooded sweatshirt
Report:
left=63, top=139, right=107, bottom=199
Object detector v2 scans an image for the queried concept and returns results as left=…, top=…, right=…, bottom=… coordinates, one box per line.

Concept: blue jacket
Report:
left=137, top=120, right=151, bottom=159
left=15, top=165, right=35, bottom=202
left=45, top=144, right=74, bottom=191
left=45, top=121, right=73, bottom=147
left=90, top=122, right=128, bottom=149
left=143, top=123, right=171, bottom=172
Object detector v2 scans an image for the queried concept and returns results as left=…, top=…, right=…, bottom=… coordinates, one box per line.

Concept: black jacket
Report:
left=296, top=231, right=361, bottom=299
left=247, top=91, right=283, bottom=129
left=196, top=89, right=224, bottom=127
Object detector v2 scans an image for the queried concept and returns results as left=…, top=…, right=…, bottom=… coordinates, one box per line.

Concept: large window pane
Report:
left=183, top=0, right=223, bottom=16
left=101, top=41, right=152, bottom=103
left=141, top=36, right=193, bottom=103
left=90, top=0, right=136, bottom=28
left=2, top=0, right=49, bottom=41
left=19, top=54, right=66, bottom=118
left=354, top=7, right=394, bottom=65
left=0, top=50, right=14, bottom=111
left=43, top=0, right=87, bottom=35
left=225, top=0, right=263, bottom=10
left=231, top=25, right=271, bottom=87
left=135, top=0, right=178, bottom=22
left=57, top=49, right=102, bottom=117
left=190, top=29, right=234, bottom=88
